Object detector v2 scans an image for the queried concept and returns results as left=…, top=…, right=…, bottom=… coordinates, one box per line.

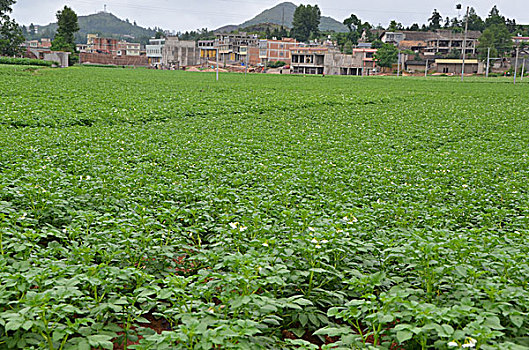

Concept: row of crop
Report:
left=0, top=57, right=55, bottom=67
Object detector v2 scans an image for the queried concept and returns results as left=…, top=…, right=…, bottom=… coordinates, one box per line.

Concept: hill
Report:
left=31, top=12, right=159, bottom=45
left=225, top=2, right=348, bottom=33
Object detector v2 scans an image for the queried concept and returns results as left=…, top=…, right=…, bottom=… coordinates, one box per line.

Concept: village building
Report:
left=381, top=32, right=406, bottom=45
left=405, top=60, right=430, bottom=73
left=216, top=33, right=259, bottom=65
left=146, top=38, right=165, bottom=66
left=435, top=59, right=483, bottom=74
left=119, top=42, right=141, bottom=56
left=512, top=36, right=529, bottom=45
left=161, top=37, right=200, bottom=68
left=24, top=38, right=52, bottom=50
left=198, top=40, right=217, bottom=61
left=290, top=47, right=327, bottom=74
left=79, top=34, right=141, bottom=56
left=258, top=38, right=299, bottom=65
left=425, top=30, right=480, bottom=56
left=290, top=47, right=378, bottom=76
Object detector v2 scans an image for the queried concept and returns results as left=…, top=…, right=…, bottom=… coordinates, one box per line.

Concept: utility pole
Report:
left=461, top=6, right=470, bottom=82
left=362, top=60, right=365, bottom=77
left=425, top=59, right=428, bottom=78
left=514, top=47, right=519, bottom=85
left=521, top=56, right=525, bottom=82
left=216, top=47, right=219, bottom=81
left=397, top=49, right=401, bottom=77
left=486, top=47, right=490, bottom=78
left=245, top=49, right=248, bottom=76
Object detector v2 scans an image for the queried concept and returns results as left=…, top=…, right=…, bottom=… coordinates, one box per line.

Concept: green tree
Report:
left=0, top=0, right=23, bottom=56
left=343, top=14, right=361, bottom=33
left=343, top=14, right=370, bottom=45
left=465, top=7, right=485, bottom=31
left=428, top=9, right=442, bottom=30
left=387, top=20, right=403, bottom=32
left=485, top=6, right=505, bottom=27
left=53, top=6, right=79, bottom=49
left=291, top=4, right=321, bottom=42
left=343, top=41, right=353, bottom=54
left=476, top=29, right=498, bottom=60
left=374, top=43, right=398, bottom=68
left=477, top=24, right=512, bottom=58
left=279, top=26, right=288, bottom=38
left=0, top=0, right=16, bottom=19
left=371, top=39, right=383, bottom=49
left=0, top=17, right=24, bottom=55
left=443, top=17, right=450, bottom=29
left=408, top=23, right=420, bottom=31
left=265, top=27, right=271, bottom=39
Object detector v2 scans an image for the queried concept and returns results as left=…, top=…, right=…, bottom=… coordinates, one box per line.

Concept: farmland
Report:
left=0, top=65, right=528, bottom=349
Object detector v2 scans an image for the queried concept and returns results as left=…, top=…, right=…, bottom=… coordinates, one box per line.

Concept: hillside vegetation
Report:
left=234, top=2, right=348, bottom=33
left=30, top=12, right=158, bottom=44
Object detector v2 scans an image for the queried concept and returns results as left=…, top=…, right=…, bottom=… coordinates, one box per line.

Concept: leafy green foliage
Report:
left=0, top=17, right=23, bottom=56
left=478, top=24, right=513, bottom=58
left=0, top=57, right=54, bottom=66
left=0, top=66, right=529, bottom=349
left=28, top=12, right=160, bottom=46
left=0, top=0, right=23, bottom=56
left=374, top=43, right=398, bottom=68
left=428, top=9, right=442, bottom=30
left=291, top=4, right=321, bottom=42
left=0, top=0, right=15, bottom=19
left=267, top=60, right=286, bottom=68
left=53, top=6, right=79, bottom=51
left=238, top=2, right=347, bottom=33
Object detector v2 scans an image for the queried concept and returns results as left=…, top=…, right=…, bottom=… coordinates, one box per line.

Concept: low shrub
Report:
left=0, top=57, right=54, bottom=67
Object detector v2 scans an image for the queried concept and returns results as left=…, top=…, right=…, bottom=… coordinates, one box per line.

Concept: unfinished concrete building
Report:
left=425, top=30, right=481, bottom=56
left=291, top=47, right=377, bottom=76
left=291, top=47, right=327, bottom=74
left=216, top=33, right=258, bottom=65
left=161, top=37, right=200, bottom=68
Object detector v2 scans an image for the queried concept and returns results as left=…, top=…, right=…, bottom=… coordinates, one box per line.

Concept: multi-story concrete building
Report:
left=121, top=42, right=141, bottom=56
left=380, top=30, right=480, bottom=57
left=198, top=40, right=217, bottom=61
left=146, top=38, right=165, bottom=66
left=161, top=37, right=200, bottom=68
left=291, top=47, right=378, bottom=76
left=290, top=47, right=327, bottom=74
left=216, top=33, right=258, bottom=65
left=91, top=37, right=120, bottom=55
left=352, top=48, right=377, bottom=74
left=381, top=32, right=406, bottom=45
left=424, top=30, right=481, bottom=56
left=85, top=34, right=140, bottom=56
left=258, top=38, right=299, bottom=65
left=25, top=38, right=52, bottom=50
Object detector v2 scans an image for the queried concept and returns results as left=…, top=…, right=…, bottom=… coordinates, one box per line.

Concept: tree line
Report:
left=0, top=0, right=80, bottom=64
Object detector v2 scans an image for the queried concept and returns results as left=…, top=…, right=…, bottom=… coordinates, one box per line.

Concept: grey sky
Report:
left=12, top=0, right=527, bottom=32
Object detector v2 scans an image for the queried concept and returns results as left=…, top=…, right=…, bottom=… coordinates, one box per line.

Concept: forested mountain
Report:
left=25, top=12, right=159, bottom=44
left=220, top=2, right=348, bottom=33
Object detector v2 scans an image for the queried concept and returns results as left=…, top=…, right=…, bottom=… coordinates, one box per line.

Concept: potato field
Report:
left=0, top=65, right=528, bottom=349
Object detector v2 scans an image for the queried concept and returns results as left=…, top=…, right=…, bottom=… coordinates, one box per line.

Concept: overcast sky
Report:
left=11, top=0, right=527, bottom=32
